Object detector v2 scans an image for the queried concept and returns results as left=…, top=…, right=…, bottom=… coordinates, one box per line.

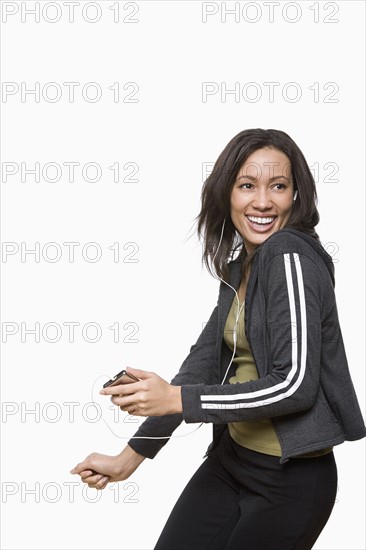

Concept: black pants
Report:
left=154, top=427, right=338, bottom=550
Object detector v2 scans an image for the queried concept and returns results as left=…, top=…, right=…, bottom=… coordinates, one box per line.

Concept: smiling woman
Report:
left=196, top=128, right=320, bottom=287
left=231, top=147, right=295, bottom=253
left=70, top=129, right=366, bottom=550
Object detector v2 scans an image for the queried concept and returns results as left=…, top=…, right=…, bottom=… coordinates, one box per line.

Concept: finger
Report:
left=114, top=396, right=139, bottom=415
left=125, top=366, right=151, bottom=379
left=100, top=384, right=138, bottom=396
left=95, top=476, right=109, bottom=490
left=126, top=403, right=141, bottom=415
left=112, top=395, right=137, bottom=409
left=111, top=395, right=122, bottom=406
left=110, top=395, right=137, bottom=408
left=81, top=473, right=102, bottom=483
left=127, top=403, right=140, bottom=416
left=70, top=461, right=93, bottom=475
left=119, top=404, right=142, bottom=416
left=78, top=469, right=95, bottom=479
left=81, top=473, right=103, bottom=485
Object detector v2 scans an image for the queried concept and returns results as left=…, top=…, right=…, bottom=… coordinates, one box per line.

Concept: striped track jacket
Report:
left=128, top=228, right=366, bottom=463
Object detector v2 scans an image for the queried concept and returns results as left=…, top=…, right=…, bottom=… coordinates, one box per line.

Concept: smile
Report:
left=246, top=215, right=276, bottom=225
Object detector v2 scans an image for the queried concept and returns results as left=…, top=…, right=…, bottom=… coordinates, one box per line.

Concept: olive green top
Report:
left=224, top=295, right=333, bottom=458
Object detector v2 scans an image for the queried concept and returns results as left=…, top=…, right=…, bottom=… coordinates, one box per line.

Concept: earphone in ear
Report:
left=293, top=190, right=298, bottom=201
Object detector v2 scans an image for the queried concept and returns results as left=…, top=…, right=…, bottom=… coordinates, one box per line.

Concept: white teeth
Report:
left=247, top=216, right=275, bottom=224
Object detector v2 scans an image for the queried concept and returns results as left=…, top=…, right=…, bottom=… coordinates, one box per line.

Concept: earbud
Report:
left=293, top=190, right=298, bottom=201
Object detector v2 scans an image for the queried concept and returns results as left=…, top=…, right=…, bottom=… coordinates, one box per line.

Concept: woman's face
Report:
left=230, top=147, right=295, bottom=254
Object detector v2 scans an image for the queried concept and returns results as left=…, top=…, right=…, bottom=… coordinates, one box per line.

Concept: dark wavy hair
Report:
left=192, top=128, right=320, bottom=283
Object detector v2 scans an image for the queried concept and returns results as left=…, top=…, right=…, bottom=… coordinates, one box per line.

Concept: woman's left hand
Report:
left=100, top=367, right=183, bottom=417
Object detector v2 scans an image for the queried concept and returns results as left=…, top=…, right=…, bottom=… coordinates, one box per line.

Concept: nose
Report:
left=251, top=188, right=272, bottom=210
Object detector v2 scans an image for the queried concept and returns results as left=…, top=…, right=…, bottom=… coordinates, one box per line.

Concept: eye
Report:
left=238, top=183, right=254, bottom=189
left=272, top=182, right=287, bottom=190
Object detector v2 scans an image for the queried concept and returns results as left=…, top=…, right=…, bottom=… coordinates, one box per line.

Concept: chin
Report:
left=244, top=228, right=278, bottom=249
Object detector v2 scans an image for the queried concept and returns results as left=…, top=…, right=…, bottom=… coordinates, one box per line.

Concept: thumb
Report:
left=125, top=366, right=152, bottom=380
left=70, top=459, right=91, bottom=475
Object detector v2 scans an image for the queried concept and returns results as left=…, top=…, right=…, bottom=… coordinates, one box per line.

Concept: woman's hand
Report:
left=70, top=444, right=146, bottom=490
left=100, top=367, right=183, bottom=417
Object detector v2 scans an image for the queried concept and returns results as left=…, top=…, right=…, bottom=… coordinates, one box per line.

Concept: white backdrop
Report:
left=1, top=1, right=365, bottom=549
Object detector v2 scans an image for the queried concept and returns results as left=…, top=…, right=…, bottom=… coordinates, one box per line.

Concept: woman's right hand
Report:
left=70, top=444, right=146, bottom=490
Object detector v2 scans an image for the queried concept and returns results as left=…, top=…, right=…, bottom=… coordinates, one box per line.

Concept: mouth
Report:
left=245, top=215, right=277, bottom=233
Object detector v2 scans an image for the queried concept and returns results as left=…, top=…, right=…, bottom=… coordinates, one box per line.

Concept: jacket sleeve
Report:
left=180, top=251, right=327, bottom=424
left=127, top=302, right=219, bottom=458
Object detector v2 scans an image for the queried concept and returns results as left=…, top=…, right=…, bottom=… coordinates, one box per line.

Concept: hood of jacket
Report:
left=232, top=227, right=335, bottom=287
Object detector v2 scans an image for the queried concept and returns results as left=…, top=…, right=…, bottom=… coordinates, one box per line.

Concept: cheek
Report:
left=230, top=198, right=243, bottom=230
left=230, top=190, right=245, bottom=212
left=230, top=203, right=243, bottom=222
left=230, top=196, right=238, bottom=217
left=280, top=200, right=294, bottom=220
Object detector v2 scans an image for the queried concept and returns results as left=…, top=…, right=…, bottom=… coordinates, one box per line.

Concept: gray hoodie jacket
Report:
left=128, top=228, right=366, bottom=463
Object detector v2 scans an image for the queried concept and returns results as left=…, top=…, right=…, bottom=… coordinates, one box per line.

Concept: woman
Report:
left=71, top=129, right=366, bottom=549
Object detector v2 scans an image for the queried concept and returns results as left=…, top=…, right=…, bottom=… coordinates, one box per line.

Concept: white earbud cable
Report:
left=91, top=218, right=243, bottom=440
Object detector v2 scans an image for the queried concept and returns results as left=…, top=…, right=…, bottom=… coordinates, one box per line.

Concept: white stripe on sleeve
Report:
left=201, top=253, right=307, bottom=410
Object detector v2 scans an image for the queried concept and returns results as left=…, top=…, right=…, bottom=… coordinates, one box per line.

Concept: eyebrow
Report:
left=235, top=175, right=292, bottom=183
